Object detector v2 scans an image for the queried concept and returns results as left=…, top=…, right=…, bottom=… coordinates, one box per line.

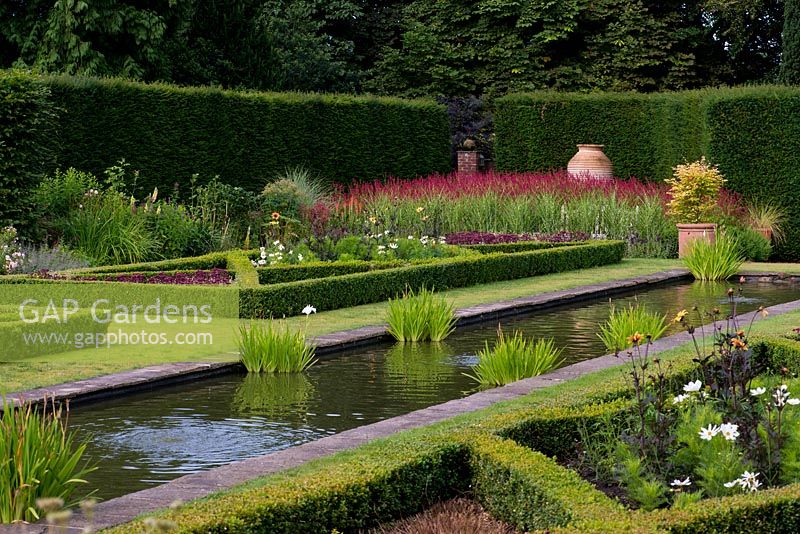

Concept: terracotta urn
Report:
left=677, top=223, right=716, bottom=258
left=567, top=144, right=613, bottom=180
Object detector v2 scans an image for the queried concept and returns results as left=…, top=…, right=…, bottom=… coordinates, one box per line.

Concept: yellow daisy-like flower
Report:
left=673, top=309, right=689, bottom=323
left=416, top=206, right=425, bottom=213
left=627, top=332, right=645, bottom=346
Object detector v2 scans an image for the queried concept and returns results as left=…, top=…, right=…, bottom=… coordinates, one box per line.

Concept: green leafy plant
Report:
left=665, top=158, right=726, bottom=224
left=386, top=286, right=457, bottom=342
left=466, top=328, right=563, bottom=386
left=682, top=233, right=744, bottom=281
left=0, top=398, right=95, bottom=523
left=63, top=192, right=157, bottom=265
left=237, top=320, right=316, bottom=373
left=598, top=303, right=668, bottom=353
left=726, top=225, right=772, bottom=262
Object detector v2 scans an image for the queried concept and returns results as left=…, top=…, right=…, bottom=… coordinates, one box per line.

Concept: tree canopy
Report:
left=0, top=0, right=789, bottom=95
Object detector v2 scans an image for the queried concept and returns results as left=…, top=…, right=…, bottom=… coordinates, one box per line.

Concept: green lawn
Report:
left=1, top=257, right=796, bottom=394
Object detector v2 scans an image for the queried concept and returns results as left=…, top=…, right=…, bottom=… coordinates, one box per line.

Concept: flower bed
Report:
left=444, top=230, right=590, bottom=245
left=34, top=268, right=232, bottom=285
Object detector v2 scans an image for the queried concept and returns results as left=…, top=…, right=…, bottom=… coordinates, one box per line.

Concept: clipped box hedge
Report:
left=494, top=87, right=800, bottom=260
left=240, top=240, right=625, bottom=317
left=40, top=74, right=450, bottom=192
left=463, top=240, right=587, bottom=255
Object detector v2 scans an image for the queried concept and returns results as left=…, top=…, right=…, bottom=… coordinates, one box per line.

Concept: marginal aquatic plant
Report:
left=466, top=328, right=563, bottom=386
left=386, top=286, right=457, bottom=342
left=682, top=233, right=744, bottom=281
left=0, top=398, right=95, bottom=523
left=598, top=302, right=668, bottom=353
left=237, top=320, right=316, bottom=373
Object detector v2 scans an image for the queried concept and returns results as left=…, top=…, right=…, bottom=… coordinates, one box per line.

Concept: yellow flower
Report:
left=673, top=309, right=688, bottom=323
left=731, top=338, right=747, bottom=350
left=736, top=330, right=745, bottom=338
left=416, top=206, right=425, bottom=213
left=368, top=216, right=377, bottom=224
left=627, top=332, right=645, bottom=346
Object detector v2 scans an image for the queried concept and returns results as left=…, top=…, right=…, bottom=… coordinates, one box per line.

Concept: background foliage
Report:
left=0, top=0, right=786, bottom=95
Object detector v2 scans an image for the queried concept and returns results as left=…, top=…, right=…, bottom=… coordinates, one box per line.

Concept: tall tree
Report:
left=782, top=0, right=800, bottom=83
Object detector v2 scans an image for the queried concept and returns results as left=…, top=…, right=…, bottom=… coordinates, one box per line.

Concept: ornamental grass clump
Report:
left=0, top=398, right=95, bottom=523
left=598, top=302, right=668, bottom=353
left=386, top=287, right=457, bottom=342
left=466, top=328, right=563, bottom=386
left=237, top=320, right=316, bottom=373
left=683, top=233, right=744, bottom=281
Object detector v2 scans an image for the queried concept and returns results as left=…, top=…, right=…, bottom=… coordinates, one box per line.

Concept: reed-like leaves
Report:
left=466, top=329, right=564, bottom=386
left=683, top=233, right=744, bottom=281
left=237, top=320, right=316, bottom=373
left=0, top=399, right=95, bottom=523
left=386, top=287, right=457, bottom=342
left=598, top=303, right=669, bottom=352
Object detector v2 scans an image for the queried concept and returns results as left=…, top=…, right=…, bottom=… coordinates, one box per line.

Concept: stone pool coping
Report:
left=4, top=270, right=799, bottom=532
left=5, top=269, right=692, bottom=409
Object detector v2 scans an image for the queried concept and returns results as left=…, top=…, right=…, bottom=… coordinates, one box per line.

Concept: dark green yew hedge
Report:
left=240, top=240, right=625, bottom=317
left=494, top=87, right=800, bottom=260
left=42, top=75, right=450, bottom=193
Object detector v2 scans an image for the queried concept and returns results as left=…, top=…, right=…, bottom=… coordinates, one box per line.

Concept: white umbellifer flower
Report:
left=673, top=394, right=690, bottom=405
left=750, top=387, right=766, bottom=396
left=698, top=424, right=720, bottom=441
left=683, top=380, right=702, bottom=393
left=302, top=305, right=317, bottom=315
left=670, top=477, right=691, bottom=487
left=719, top=422, right=740, bottom=441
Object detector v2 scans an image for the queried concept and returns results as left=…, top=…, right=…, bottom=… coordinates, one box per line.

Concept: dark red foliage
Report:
left=444, top=231, right=590, bottom=245
left=34, top=268, right=232, bottom=285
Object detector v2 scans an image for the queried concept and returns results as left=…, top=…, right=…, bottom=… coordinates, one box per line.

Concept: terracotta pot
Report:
left=677, top=223, right=716, bottom=258
left=756, top=227, right=772, bottom=242
left=567, top=144, right=613, bottom=180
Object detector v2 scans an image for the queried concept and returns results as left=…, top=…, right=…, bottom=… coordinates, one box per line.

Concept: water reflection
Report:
left=233, top=373, right=315, bottom=419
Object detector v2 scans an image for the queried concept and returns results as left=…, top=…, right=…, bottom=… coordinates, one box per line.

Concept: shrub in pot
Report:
left=665, top=158, right=726, bottom=257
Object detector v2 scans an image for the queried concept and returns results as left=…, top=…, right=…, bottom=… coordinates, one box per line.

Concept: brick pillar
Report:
left=457, top=150, right=480, bottom=173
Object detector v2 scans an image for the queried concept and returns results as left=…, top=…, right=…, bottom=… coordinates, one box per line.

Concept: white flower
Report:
left=719, top=423, right=740, bottom=441
left=297, top=254, right=304, bottom=262
left=750, top=387, right=767, bottom=396
left=258, top=259, right=267, bottom=266
left=670, top=477, right=691, bottom=487
left=726, top=471, right=761, bottom=492
left=273, top=240, right=280, bottom=246
left=683, top=380, right=702, bottom=393
left=724, top=479, right=741, bottom=489
left=389, top=243, right=398, bottom=249
left=788, top=398, right=800, bottom=406
left=378, top=250, right=386, bottom=254
left=384, top=230, right=390, bottom=236
left=278, top=244, right=285, bottom=251
left=377, top=245, right=386, bottom=250
left=408, top=235, right=414, bottom=240
left=673, top=394, right=690, bottom=405
left=302, top=305, right=317, bottom=315
left=699, top=424, right=720, bottom=441
left=774, top=385, right=790, bottom=407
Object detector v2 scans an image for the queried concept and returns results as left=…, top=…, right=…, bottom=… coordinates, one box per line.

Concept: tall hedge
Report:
left=494, top=87, right=800, bottom=260
left=0, top=70, right=59, bottom=227
left=41, top=75, right=450, bottom=193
